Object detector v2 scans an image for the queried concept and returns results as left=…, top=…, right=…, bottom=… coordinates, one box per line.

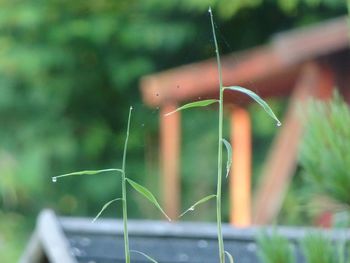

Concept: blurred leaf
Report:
left=179, top=194, right=216, bottom=218
left=164, top=99, right=219, bottom=116
left=130, top=250, right=158, bottom=263
left=92, top=198, right=123, bottom=223
left=53, top=168, right=123, bottom=182
left=126, top=178, right=171, bottom=221
left=225, top=251, right=235, bottom=263
left=221, top=138, right=232, bottom=178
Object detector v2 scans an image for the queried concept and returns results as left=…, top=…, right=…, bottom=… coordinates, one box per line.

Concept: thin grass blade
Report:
left=92, top=198, right=123, bottom=223
left=130, top=250, right=158, bottom=263
left=179, top=194, right=216, bottom=218
left=224, top=86, right=281, bottom=126
left=52, top=168, right=123, bottom=182
left=126, top=178, right=171, bottom=221
left=225, top=251, right=235, bottom=263
left=222, top=139, right=232, bottom=178
left=164, top=99, right=219, bottom=116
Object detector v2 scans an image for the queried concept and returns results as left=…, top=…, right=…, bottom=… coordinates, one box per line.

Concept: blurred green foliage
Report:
left=302, top=233, right=335, bottom=263
left=257, top=230, right=295, bottom=263
left=299, top=94, right=350, bottom=206
left=280, top=94, right=350, bottom=226
left=258, top=231, right=350, bottom=263
left=0, top=0, right=347, bottom=261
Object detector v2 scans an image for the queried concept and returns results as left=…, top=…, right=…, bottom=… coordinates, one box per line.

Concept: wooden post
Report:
left=160, top=103, right=181, bottom=220
left=230, top=107, right=252, bottom=226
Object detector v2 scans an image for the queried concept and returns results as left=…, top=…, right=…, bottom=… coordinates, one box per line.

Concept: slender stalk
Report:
left=121, top=106, right=133, bottom=263
left=209, top=7, right=225, bottom=263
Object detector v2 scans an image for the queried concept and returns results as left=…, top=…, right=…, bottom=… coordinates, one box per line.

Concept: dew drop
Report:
left=130, top=106, right=133, bottom=110
left=189, top=207, right=195, bottom=211
left=276, top=121, right=282, bottom=127
left=208, top=7, right=212, bottom=13
left=52, top=177, right=57, bottom=183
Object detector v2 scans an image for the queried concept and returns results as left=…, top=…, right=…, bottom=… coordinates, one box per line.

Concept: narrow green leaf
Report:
left=225, top=251, right=235, bottom=263
left=130, top=250, right=158, bottom=263
left=222, top=138, right=232, bottom=178
left=52, top=168, right=123, bottom=182
left=92, top=198, right=123, bottom=223
left=164, top=99, right=219, bottom=116
left=179, top=194, right=216, bottom=218
left=224, top=86, right=281, bottom=126
left=126, top=178, right=171, bottom=221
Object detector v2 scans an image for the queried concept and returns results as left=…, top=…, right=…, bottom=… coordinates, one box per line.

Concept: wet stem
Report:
left=209, top=7, right=225, bottom=263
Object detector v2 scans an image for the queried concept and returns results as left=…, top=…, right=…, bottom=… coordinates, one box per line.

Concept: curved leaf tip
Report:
left=221, top=138, right=232, bottom=178
left=126, top=178, right=171, bottom=221
left=224, top=86, right=281, bottom=126
left=164, top=99, right=219, bottom=116
left=130, top=250, right=158, bottom=263
left=53, top=168, right=123, bottom=182
left=225, top=251, right=235, bottom=263
left=92, top=198, right=123, bottom=223
left=179, top=194, right=216, bottom=218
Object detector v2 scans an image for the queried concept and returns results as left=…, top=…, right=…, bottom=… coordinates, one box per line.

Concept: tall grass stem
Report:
left=209, top=7, right=225, bottom=263
left=121, top=106, right=133, bottom=263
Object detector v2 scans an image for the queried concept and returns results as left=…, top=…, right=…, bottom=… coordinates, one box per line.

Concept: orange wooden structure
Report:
left=140, top=16, right=350, bottom=225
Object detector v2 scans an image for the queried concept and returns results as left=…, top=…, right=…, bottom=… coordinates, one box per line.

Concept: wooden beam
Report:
left=230, top=107, right=252, bottom=226
left=160, top=104, right=181, bottom=219
left=140, top=17, right=348, bottom=108
left=253, top=63, right=334, bottom=225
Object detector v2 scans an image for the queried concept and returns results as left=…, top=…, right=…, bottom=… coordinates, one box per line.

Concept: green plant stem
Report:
left=121, top=106, right=133, bottom=263
left=209, top=7, right=225, bottom=263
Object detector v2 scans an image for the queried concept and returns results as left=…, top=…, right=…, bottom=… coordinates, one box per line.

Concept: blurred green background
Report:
left=0, top=0, right=346, bottom=261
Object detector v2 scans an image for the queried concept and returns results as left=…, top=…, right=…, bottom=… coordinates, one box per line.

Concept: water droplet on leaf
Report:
left=277, top=121, right=282, bottom=127
left=52, top=177, right=57, bottom=183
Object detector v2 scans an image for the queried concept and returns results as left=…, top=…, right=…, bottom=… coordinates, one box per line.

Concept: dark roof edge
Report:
left=60, top=217, right=350, bottom=242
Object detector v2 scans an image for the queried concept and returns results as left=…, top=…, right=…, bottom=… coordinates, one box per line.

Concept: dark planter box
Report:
left=20, top=210, right=350, bottom=263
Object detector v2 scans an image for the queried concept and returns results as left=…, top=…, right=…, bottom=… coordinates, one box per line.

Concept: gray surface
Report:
left=60, top=217, right=350, bottom=263
left=20, top=210, right=350, bottom=263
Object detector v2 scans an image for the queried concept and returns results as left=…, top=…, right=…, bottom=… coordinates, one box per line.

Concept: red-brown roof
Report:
left=140, top=16, right=349, bottom=107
